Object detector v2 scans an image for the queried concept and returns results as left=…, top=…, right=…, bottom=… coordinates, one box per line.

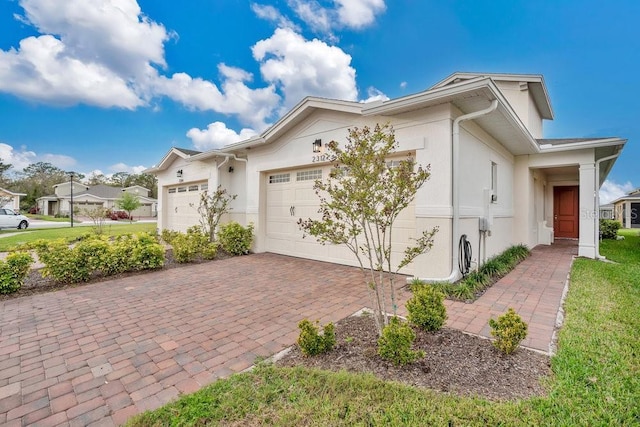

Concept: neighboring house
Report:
left=611, top=189, right=640, bottom=228
left=599, top=203, right=614, bottom=220
left=0, top=187, right=26, bottom=211
left=147, top=72, right=627, bottom=281
left=37, top=183, right=157, bottom=218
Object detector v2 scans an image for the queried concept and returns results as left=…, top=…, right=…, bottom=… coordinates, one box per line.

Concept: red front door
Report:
left=554, top=186, right=579, bottom=238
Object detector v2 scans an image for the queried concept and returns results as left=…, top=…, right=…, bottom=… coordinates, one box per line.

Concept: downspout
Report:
left=594, top=149, right=622, bottom=259
left=412, top=99, right=499, bottom=283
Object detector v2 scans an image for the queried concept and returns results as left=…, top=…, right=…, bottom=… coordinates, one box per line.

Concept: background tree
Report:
left=0, top=158, right=12, bottom=187
left=116, top=192, right=141, bottom=223
left=14, top=162, right=69, bottom=210
left=192, top=186, right=237, bottom=242
left=127, top=173, right=158, bottom=198
left=86, top=172, right=108, bottom=186
left=298, top=124, right=438, bottom=336
left=110, top=172, right=131, bottom=188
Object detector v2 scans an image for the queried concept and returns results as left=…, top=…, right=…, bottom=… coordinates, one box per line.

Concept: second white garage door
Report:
left=165, top=182, right=207, bottom=232
left=265, top=167, right=416, bottom=274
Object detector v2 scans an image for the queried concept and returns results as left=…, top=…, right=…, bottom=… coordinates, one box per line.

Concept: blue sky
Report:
left=0, top=0, right=637, bottom=202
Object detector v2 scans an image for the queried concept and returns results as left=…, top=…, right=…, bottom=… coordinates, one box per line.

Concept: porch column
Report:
left=625, top=201, right=632, bottom=229
left=579, top=162, right=596, bottom=258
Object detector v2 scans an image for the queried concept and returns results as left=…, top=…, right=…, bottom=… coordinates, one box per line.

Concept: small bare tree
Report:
left=83, top=206, right=108, bottom=234
left=192, top=186, right=237, bottom=242
left=298, top=124, right=438, bottom=336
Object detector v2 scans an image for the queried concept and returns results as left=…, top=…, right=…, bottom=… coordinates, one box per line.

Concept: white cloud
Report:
left=287, top=0, right=332, bottom=34
left=334, top=0, right=386, bottom=29
left=286, top=0, right=385, bottom=35
left=18, top=0, right=169, bottom=77
left=253, top=28, right=357, bottom=108
left=2, top=0, right=281, bottom=129
left=0, top=35, right=143, bottom=108
left=0, top=142, right=77, bottom=171
left=109, top=163, right=148, bottom=174
left=187, top=122, right=257, bottom=151
left=400, top=81, right=407, bottom=89
left=600, top=179, right=635, bottom=204
left=251, top=3, right=300, bottom=31
left=361, top=86, right=388, bottom=103
left=153, top=65, right=280, bottom=130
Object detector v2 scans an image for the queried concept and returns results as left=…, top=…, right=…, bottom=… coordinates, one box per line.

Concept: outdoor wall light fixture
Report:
left=176, top=169, right=183, bottom=178
left=312, top=139, right=322, bottom=153
left=228, top=166, right=234, bottom=173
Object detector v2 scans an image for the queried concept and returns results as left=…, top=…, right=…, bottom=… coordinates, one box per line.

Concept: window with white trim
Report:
left=269, top=173, right=290, bottom=184
left=188, top=185, right=199, bottom=192
left=296, top=170, right=322, bottom=181
left=168, top=188, right=176, bottom=194
left=177, top=187, right=187, bottom=193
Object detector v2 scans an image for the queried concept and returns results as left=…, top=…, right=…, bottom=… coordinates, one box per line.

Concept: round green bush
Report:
left=406, top=285, right=447, bottom=331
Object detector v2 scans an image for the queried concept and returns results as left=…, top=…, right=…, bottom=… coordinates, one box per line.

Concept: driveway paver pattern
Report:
left=0, top=243, right=575, bottom=425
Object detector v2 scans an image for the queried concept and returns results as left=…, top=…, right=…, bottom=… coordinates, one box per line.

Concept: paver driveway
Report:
left=0, top=254, right=376, bottom=426
left=0, top=243, right=575, bottom=426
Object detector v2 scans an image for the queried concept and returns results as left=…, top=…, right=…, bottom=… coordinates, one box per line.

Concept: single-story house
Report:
left=611, top=189, right=640, bottom=228
left=147, top=72, right=626, bottom=281
left=37, top=183, right=157, bottom=218
left=599, top=203, right=615, bottom=220
left=0, top=187, right=26, bottom=211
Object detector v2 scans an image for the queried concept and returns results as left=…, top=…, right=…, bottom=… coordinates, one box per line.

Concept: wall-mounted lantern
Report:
left=312, top=139, right=322, bottom=153
left=176, top=169, right=183, bottom=178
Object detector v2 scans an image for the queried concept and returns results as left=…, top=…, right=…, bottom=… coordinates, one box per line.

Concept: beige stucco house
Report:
left=0, top=187, right=26, bottom=211
left=147, top=72, right=626, bottom=281
left=37, top=183, right=157, bottom=218
left=612, top=189, right=640, bottom=228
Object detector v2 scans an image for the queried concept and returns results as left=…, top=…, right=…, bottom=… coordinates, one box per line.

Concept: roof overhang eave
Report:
left=539, top=138, right=627, bottom=153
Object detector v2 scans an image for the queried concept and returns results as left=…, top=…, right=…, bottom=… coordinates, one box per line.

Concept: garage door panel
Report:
left=165, top=183, right=205, bottom=232
left=265, top=166, right=415, bottom=274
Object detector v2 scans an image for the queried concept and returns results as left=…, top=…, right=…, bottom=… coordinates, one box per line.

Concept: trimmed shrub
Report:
left=129, top=233, right=165, bottom=270
left=0, top=252, right=33, bottom=294
left=297, top=319, right=336, bottom=356
left=35, top=233, right=164, bottom=284
left=406, top=286, right=447, bottom=331
left=489, top=308, right=528, bottom=355
left=600, top=219, right=621, bottom=239
left=218, top=222, right=254, bottom=255
left=160, top=229, right=180, bottom=244
left=170, top=226, right=219, bottom=263
left=35, top=239, right=92, bottom=283
left=377, top=317, right=424, bottom=366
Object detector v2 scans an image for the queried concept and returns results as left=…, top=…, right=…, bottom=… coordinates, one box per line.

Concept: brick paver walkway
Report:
left=438, top=239, right=577, bottom=352
left=0, top=244, right=575, bottom=425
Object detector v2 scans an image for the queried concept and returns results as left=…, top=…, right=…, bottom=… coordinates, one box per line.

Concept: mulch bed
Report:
left=276, top=314, right=551, bottom=401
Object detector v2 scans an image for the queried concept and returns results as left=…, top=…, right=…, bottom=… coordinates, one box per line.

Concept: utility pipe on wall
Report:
left=594, top=149, right=622, bottom=259
left=412, top=99, right=499, bottom=283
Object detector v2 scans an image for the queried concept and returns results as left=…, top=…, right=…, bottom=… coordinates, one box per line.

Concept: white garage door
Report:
left=165, top=182, right=207, bottom=232
left=265, top=167, right=416, bottom=273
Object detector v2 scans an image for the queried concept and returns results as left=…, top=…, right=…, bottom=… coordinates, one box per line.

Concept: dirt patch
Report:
left=276, top=314, right=551, bottom=401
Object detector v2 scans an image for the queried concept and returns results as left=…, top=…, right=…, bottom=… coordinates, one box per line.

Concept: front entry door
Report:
left=554, top=186, right=579, bottom=238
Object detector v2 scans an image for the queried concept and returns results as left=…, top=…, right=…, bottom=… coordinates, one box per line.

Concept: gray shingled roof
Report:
left=537, top=138, right=616, bottom=146
left=173, top=147, right=201, bottom=156
left=75, top=184, right=153, bottom=200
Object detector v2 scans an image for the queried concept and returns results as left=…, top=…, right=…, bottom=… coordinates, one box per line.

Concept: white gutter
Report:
left=594, top=149, right=623, bottom=259
left=412, top=99, right=499, bottom=283
left=538, top=138, right=624, bottom=152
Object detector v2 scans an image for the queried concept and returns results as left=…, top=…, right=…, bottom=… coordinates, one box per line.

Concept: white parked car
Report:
left=0, top=208, right=29, bottom=229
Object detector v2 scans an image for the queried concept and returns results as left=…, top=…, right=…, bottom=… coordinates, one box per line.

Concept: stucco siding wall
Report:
left=456, top=122, right=515, bottom=264
left=156, top=156, right=217, bottom=231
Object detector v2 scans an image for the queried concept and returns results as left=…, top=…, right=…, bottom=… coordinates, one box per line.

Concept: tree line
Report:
left=0, top=159, right=157, bottom=212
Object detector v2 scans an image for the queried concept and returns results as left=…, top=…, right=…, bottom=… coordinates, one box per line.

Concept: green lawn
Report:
left=0, top=223, right=157, bottom=252
left=128, top=232, right=640, bottom=426
left=25, top=214, right=71, bottom=222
